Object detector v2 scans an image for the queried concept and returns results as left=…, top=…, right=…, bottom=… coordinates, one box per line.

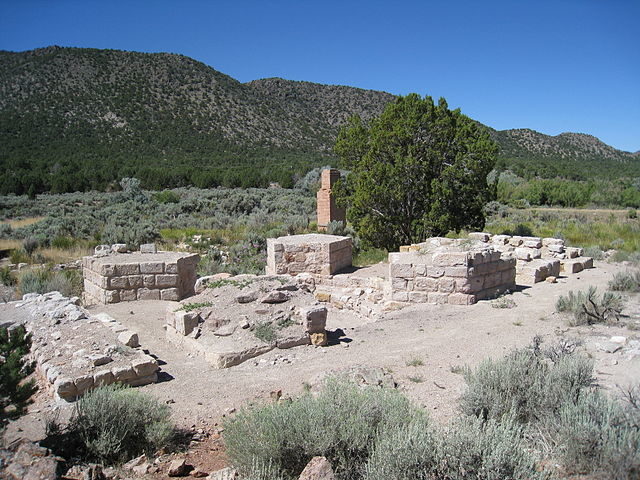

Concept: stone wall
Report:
left=473, top=233, right=594, bottom=285
left=16, top=292, right=160, bottom=402
left=317, top=169, right=346, bottom=230
left=389, top=238, right=516, bottom=305
left=266, top=234, right=352, bottom=276
left=83, top=251, right=199, bottom=305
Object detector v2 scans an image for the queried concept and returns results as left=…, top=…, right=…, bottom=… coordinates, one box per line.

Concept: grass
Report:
left=406, top=357, right=424, bottom=367
left=0, top=217, right=45, bottom=228
left=176, top=302, right=213, bottom=312
left=407, top=375, right=424, bottom=383
left=352, top=248, right=388, bottom=267
left=491, top=297, right=517, bottom=309
left=484, top=208, right=640, bottom=252
left=0, top=239, right=21, bottom=251
left=36, top=245, right=93, bottom=264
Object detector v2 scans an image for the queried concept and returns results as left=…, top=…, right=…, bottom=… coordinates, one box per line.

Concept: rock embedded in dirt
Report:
left=299, top=456, right=336, bottom=480
left=235, top=291, right=258, bottom=304
left=4, top=442, right=61, bottom=480
left=207, top=467, right=238, bottom=479
left=168, top=458, right=190, bottom=477
left=260, top=291, right=289, bottom=304
left=117, top=330, right=140, bottom=347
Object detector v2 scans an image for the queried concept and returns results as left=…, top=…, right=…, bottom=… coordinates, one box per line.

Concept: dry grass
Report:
left=0, top=239, right=21, bottom=251
left=1, top=217, right=45, bottom=228
left=37, top=246, right=93, bottom=264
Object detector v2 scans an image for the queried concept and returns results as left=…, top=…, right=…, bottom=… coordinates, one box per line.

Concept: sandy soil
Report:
left=3, top=260, right=639, bottom=475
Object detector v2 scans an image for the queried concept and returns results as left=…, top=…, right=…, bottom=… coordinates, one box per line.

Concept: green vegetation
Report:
left=335, top=94, right=498, bottom=250
left=1, top=326, right=37, bottom=428
left=176, top=302, right=213, bottom=312
left=609, top=270, right=640, bottom=292
left=253, top=323, right=277, bottom=343
left=18, top=268, right=83, bottom=298
left=63, top=384, right=173, bottom=463
left=555, top=286, right=623, bottom=326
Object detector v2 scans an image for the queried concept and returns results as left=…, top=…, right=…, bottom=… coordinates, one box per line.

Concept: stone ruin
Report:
left=82, top=245, right=199, bottom=305
left=469, top=232, right=594, bottom=285
left=390, top=238, right=516, bottom=305
left=165, top=275, right=331, bottom=368
left=266, top=233, right=352, bottom=276
left=16, top=292, right=160, bottom=402
left=316, top=169, right=346, bottom=231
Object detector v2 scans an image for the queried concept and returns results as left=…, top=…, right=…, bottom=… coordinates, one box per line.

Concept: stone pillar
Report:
left=317, top=169, right=346, bottom=231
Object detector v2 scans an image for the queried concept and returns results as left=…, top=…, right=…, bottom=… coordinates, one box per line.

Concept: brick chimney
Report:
left=317, top=169, right=346, bottom=231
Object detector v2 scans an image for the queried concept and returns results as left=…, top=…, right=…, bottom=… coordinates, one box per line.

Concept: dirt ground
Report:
left=3, top=260, right=640, bottom=476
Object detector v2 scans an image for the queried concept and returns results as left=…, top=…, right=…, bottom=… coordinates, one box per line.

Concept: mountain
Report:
left=0, top=46, right=637, bottom=194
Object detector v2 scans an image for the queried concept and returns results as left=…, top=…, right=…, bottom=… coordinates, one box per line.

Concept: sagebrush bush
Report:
left=583, top=245, right=605, bottom=260
left=460, top=341, right=593, bottom=424
left=556, top=286, right=624, bottom=325
left=224, top=379, right=424, bottom=479
left=22, top=236, right=39, bottom=255
left=68, top=384, right=173, bottom=463
left=556, top=390, right=640, bottom=479
left=18, top=268, right=82, bottom=297
left=609, top=270, right=640, bottom=292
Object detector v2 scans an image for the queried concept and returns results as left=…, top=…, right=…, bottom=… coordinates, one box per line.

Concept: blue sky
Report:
left=1, top=0, right=638, bottom=152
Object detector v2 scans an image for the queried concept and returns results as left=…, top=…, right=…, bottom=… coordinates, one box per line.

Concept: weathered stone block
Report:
left=301, top=305, right=327, bottom=333
left=427, top=266, right=445, bottom=278
left=390, top=263, right=413, bottom=279
left=439, top=277, right=456, bottom=293
left=174, top=311, right=200, bottom=336
left=161, top=288, right=180, bottom=301
left=128, top=275, right=143, bottom=288
left=444, top=266, right=470, bottom=277
left=165, top=262, right=178, bottom=274
left=54, top=377, right=78, bottom=400
left=74, top=375, right=94, bottom=395
left=143, top=274, right=155, bottom=287
left=408, top=291, right=428, bottom=303
left=448, top=293, right=477, bottom=305
left=109, top=276, right=129, bottom=289
left=140, top=243, right=157, bottom=254
left=427, top=292, right=449, bottom=304
left=137, top=288, right=160, bottom=300
left=140, top=262, right=164, bottom=274
left=120, top=289, right=137, bottom=302
left=468, top=232, right=491, bottom=242
left=94, top=369, right=115, bottom=387
left=112, top=365, right=136, bottom=383
left=114, top=263, right=139, bottom=276
left=131, top=355, right=158, bottom=377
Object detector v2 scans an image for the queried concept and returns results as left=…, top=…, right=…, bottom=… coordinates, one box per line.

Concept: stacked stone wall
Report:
left=388, top=245, right=516, bottom=305
left=83, top=252, right=199, bottom=304
left=266, top=234, right=352, bottom=276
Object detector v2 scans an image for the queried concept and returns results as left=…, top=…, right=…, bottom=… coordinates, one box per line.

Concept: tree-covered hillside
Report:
left=1, top=46, right=638, bottom=194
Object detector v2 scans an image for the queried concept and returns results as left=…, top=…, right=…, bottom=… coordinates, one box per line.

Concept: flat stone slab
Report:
left=266, top=234, right=352, bottom=276
left=15, top=292, right=160, bottom=402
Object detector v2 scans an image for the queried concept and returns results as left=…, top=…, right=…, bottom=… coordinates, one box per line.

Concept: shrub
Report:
left=51, top=235, right=75, bottom=249
left=628, top=209, right=638, bottom=219
left=583, top=245, right=605, bottom=260
left=67, top=384, right=172, bottom=463
left=1, top=326, right=37, bottom=428
left=460, top=340, right=593, bottom=424
left=224, top=379, right=423, bottom=479
left=556, top=390, right=640, bottom=479
left=0, top=223, right=13, bottom=238
left=18, top=268, right=82, bottom=297
left=609, top=270, right=640, bottom=292
left=153, top=190, right=181, bottom=204
left=22, top=237, right=38, bottom=256
left=556, top=286, right=624, bottom=325
left=253, top=323, right=276, bottom=343
left=0, top=267, right=16, bottom=286
left=9, top=249, right=30, bottom=265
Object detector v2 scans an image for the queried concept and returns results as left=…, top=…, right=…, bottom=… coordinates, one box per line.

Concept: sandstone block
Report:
left=140, top=243, right=157, bottom=254
left=515, top=248, right=532, bottom=261
left=492, top=235, right=510, bottom=245
left=582, top=257, right=594, bottom=269
left=562, top=259, right=584, bottom=274
left=94, top=369, right=115, bottom=387
left=439, top=277, right=456, bottom=293
left=108, top=276, right=129, bottom=289
left=414, top=277, right=439, bottom=291
left=165, top=262, right=178, bottom=274
left=543, top=237, right=565, bottom=246
left=301, top=305, right=328, bottom=333
left=389, top=263, right=413, bottom=278
left=104, top=290, right=120, bottom=304
left=433, top=252, right=469, bottom=267
left=112, top=365, right=136, bottom=383
left=310, top=332, right=328, bottom=346
left=120, top=289, right=137, bottom=302
left=128, top=275, right=143, bottom=288
left=427, top=292, right=449, bottom=304
left=118, top=330, right=140, bottom=348
left=156, top=274, right=178, bottom=288
left=99, top=263, right=115, bottom=276
left=260, top=291, right=289, bottom=303
left=54, top=377, right=78, bottom=401
left=427, top=266, right=445, bottom=278
left=131, top=355, right=158, bottom=377
left=74, top=375, right=94, bottom=395
left=408, top=291, right=428, bottom=303
left=391, top=291, right=409, bottom=302
left=468, top=232, right=491, bottom=242
left=161, top=288, right=179, bottom=301
left=444, top=266, right=470, bottom=277
left=143, top=274, right=155, bottom=287
left=137, top=288, right=160, bottom=300
left=114, top=263, right=140, bottom=276
left=140, top=262, right=164, bottom=274
left=448, top=293, right=477, bottom=305
left=174, top=311, right=200, bottom=336
left=414, top=263, right=427, bottom=276
left=94, top=245, right=111, bottom=257
left=111, top=243, right=128, bottom=253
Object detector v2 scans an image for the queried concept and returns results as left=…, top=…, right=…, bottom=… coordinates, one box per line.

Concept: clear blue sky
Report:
left=1, top=0, right=638, bottom=152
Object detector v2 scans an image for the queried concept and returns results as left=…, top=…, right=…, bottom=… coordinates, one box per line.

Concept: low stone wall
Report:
left=473, top=233, right=594, bottom=285
left=389, top=238, right=516, bottom=305
left=83, top=251, right=199, bottom=304
left=266, top=234, right=352, bottom=276
left=16, top=292, right=159, bottom=402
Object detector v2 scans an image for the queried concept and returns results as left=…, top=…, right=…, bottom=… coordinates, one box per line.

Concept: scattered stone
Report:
left=546, top=276, right=557, bottom=283
left=310, top=332, right=328, bottom=346
left=298, top=456, right=336, bottom=480
left=168, top=458, right=190, bottom=477
left=300, top=306, right=327, bottom=334
left=260, top=291, right=289, bottom=304
left=190, top=469, right=209, bottom=478
left=235, top=291, right=258, bottom=304
left=597, top=342, right=622, bottom=354
left=117, top=330, right=140, bottom=348
left=94, top=245, right=111, bottom=257
left=610, top=336, right=627, bottom=345
left=140, top=243, right=158, bottom=254
left=214, top=323, right=237, bottom=337
left=111, top=243, right=128, bottom=254
left=4, top=442, right=61, bottom=480
left=88, top=354, right=113, bottom=367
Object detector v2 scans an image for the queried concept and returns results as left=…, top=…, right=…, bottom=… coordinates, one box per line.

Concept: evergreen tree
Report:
left=1, top=326, right=37, bottom=428
left=335, top=94, right=498, bottom=250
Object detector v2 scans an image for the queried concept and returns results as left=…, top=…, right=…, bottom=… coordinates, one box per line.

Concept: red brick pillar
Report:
left=317, top=169, right=346, bottom=231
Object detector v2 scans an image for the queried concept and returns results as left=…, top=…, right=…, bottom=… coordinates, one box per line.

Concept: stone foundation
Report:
left=389, top=238, right=516, bottom=305
left=266, top=234, right=352, bottom=276
left=83, top=251, right=199, bottom=305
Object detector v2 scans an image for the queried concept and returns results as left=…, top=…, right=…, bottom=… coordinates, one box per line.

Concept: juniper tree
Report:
left=335, top=94, right=498, bottom=251
left=1, top=325, right=37, bottom=428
